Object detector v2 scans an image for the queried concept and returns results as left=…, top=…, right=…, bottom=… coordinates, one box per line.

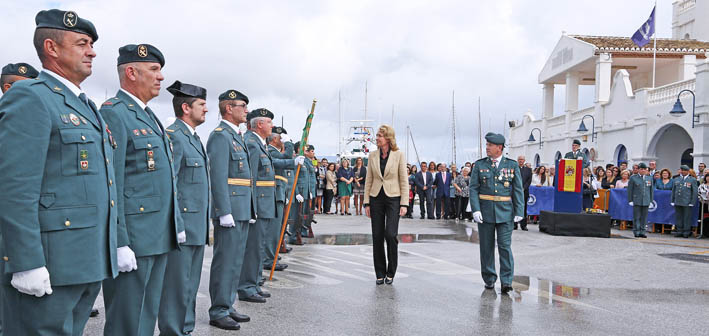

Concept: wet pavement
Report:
left=84, top=209, right=709, bottom=335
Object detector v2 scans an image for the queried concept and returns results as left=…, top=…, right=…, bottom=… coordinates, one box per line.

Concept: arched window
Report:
left=615, top=145, right=628, bottom=167
left=555, top=151, right=562, bottom=163
left=534, top=154, right=540, bottom=168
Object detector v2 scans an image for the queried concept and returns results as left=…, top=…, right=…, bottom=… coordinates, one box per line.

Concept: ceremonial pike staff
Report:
left=270, top=99, right=317, bottom=280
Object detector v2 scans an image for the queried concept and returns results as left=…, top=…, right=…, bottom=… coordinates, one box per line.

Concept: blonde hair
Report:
left=377, top=124, right=399, bottom=151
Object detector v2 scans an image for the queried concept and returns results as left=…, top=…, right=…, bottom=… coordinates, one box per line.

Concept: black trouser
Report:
left=457, top=196, right=469, bottom=219
left=370, top=190, right=401, bottom=279
left=418, top=190, right=433, bottom=218
left=435, top=195, right=450, bottom=219
left=407, top=195, right=414, bottom=217
left=323, top=189, right=334, bottom=213
left=517, top=189, right=529, bottom=228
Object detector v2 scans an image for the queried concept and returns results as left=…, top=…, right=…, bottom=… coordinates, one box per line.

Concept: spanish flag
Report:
left=557, top=159, right=582, bottom=193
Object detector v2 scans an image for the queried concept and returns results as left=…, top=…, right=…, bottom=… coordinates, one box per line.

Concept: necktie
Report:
left=78, top=93, right=101, bottom=127
left=194, top=133, right=205, bottom=154
left=144, top=106, right=163, bottom=134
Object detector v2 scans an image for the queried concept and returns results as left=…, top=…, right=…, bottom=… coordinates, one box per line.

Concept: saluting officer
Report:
left=207, top=89, right=252, bottom=331
left=0, top=9, right=119, bottom=334
left=470, top=133, right=524, bottom=294
left=99, top=44, right=185, bottom=336
left=564, top=139, right=589, bottom=168
left=290, top=143, right=317, bottom=245
left=1, top=62, right=39, bottom=93
left=671, top=165, right=698, bottom=238
left=627, top=162, right=653, bottom=238
left=266, top=126, right=295, bottom=270
left=238, top=109, right=303, bottom=303
left=158, top=81, right=210, bottom=335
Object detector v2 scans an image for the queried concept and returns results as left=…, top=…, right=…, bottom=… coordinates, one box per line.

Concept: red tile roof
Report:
left=571, top=35, right=709, bottom=57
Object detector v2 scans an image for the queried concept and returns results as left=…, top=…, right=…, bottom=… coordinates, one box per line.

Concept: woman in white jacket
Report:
left=531, top=166, right=552, bottom=187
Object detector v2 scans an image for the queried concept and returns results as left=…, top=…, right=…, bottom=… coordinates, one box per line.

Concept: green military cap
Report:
left=1, top=63, right=39, bottom=78
left=117, top=44, right=165, bottom=68
left=166, top=80, right=206, bottom=99
left=35, top=9, right=98, bottom=41
left=680, top=165, right=690, bottom=171
left=272, top=126, right=287, bottom=135
left=638, top=162, right=648, bottom=169
left=484, top=132, right=505, bottom=146
left=306, top=144, right=314, bottom=151
left=247, top=108, right=274, bottom=121
left=218, top=89, right=249, bottom=103
left=572, top=139, right=581, bottom=146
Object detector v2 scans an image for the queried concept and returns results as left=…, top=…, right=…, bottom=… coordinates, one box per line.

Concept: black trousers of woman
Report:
left=457, top=196, right=469, bottom=219
left=370, top=190, right=401, bottom=279
left=323, top=189, right=334, bottom=213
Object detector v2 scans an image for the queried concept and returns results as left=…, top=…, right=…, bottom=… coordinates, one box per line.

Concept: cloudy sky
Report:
left=1, top=0, right=673, bottom=163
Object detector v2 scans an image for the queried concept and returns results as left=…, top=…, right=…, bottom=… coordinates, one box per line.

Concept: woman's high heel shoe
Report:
left=376, top=278, right=385, bottom=285
left=385, top=276, right=394, bottom=285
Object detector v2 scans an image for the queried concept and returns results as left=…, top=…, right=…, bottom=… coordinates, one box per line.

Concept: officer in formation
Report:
left=470, top=132, right=524, bottom=294
left=266, top=126, right=295, bottom=270
left=1, top=62, right=39, bottom=93
left=671, top=165, right=698, bottom=238
left=0, top=9, right=119, bottom=334
left=627, top=162, right=654, bottom=238
left=239, top=109, right=303, bottom=304
left=158, top=81, right=211, bottom=335
left=564, top=139, right=589, bottom=168
left=100, top=43, right=185, bottom=336
left=290, top=143, right=317, bottom=245
left=207, top=89, right=253, bottom=330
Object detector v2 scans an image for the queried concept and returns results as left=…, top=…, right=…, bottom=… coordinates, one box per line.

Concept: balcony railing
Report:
left=647, top=78, right=696, bottom=105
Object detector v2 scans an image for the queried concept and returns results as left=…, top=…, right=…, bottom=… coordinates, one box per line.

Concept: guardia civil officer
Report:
left=671, top=165, right=698, bottom=238
left=564, top=139, right=589, bottom=168
left=1, top=62, right=39, bottom=93
left=207, top=89, right=252, bottom=331
left=290, top=143, right=317, bottom=245
left=266, top=126, right=295, bottom=270
left=627, top=162, right=653, bottom=238
left=238, top=109, right=304, bottom=303
left=157, top=81, right=210, bottom=335
left=99, top=44, right=185, bottom=336
left=470, top=133, right=524, bottom=294
left=0, top=9, right=119, bottom=335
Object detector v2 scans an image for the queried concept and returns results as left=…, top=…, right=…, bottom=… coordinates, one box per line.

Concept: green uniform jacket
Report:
left=564, top=151, right=589, bottom=168
left=627, top=175, right=654, bottom=206
left=268, top=142, right=294, bottom=202
left=100, top=90, right=183, bottom=257
left=469, top=157, right=524, bottom=223
left=244, top=131, right=295, bottom=219
left=166, top=121, right=210, bottom=246
left=207, top=122, right=253, bottom=221
left=671, top=175, right=698, bottom=206
left=0, top=72, right=118, bottom=285
left=295, top=159, right=316, bottom=199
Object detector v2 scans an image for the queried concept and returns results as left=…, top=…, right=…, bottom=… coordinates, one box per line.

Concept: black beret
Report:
left=680, top=165, right=690, bottom=171
left=247, top=108, right=274, bottom=121
left=1, top=63, right=39, bottom=78
left=484, top=132, right=505, bottom=146
left=306, top=144, right=315, bottom=151
left=218, top=89, right=249, bottom=103
left=638, top=162, right=647, bottom=169
left=35, top=9, right=98, bottom=42
left=572, top=139, right=581, bottom=146
left=272, top=126, right=287, bottom=135
left=166, top=80, right=206, bottom=100
left=117, top=44, right=165, bottom=68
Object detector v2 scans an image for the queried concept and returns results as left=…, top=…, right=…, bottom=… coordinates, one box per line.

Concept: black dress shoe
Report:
left=258, top=290, right=271, bottom=298
left=427, top=217, right=435, bottom=219
left=484, top=283, right=494, bottom=289
left=264, top=263, right=288, bottom=271
left=420, top=216, right=425, bottom=219
left=639, top=234, right=647, bottom=238
left=209, top=316, right=240, bottom=330
left=229, top=311, right=250, bottom=323
left=239, top=294, right=266, bottom=303
left=376, top=278, right=385, bottom=285
left=90, top=308, right=99, bottom=317
left=521, top=226, right=528, bottom=231
left=385, top=277, right=394, bottom=285
left=501, top=284, right=513, bottom=293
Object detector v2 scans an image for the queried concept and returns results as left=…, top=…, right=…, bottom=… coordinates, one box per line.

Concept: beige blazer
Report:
left=325, top=170, right=337, bottom=190
left=364, top=149, right=409, bottom=206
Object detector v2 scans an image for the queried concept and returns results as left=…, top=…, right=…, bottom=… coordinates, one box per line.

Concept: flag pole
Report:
left=270, top=99, right=317, bottom=281
left=652, top=2, right=657, bottom=88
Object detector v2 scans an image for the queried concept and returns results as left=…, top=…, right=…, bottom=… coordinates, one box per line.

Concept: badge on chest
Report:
left=147, top=150, right=156, bottom=171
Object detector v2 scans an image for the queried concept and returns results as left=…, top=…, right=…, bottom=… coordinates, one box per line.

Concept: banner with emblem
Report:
left=556, top=159, right=582, bottom=193
left=528, top=186, right=554, bottom=215
left=607, top=189, right=699, bottom=226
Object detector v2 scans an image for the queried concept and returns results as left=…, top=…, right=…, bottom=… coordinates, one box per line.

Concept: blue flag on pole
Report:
left=631, top=6, right=656, bottom=47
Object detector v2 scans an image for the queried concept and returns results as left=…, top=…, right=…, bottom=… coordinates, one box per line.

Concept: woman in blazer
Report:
left=364, top=125, right=409, bottom=285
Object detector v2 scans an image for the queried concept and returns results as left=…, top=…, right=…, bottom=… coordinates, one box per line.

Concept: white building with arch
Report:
left=508, top=0, right=709, bottom=172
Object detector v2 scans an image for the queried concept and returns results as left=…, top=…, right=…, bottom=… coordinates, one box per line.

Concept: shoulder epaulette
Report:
left=214, top=127, right=223, bottom=132
left=166, top=129, right=175, bottom=132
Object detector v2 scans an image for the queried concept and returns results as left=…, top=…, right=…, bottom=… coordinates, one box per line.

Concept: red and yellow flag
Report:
left=557, top=159, right=582, bottom=193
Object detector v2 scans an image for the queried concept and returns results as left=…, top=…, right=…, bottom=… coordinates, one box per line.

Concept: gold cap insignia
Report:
left=228, top=91, right=236, bottom=99
left=138, top=45, right=148, bottom=58
left=18, top=66, right=27, bottom=74
left=260, top=110, right=267, bottom=116
left=63, top=11, right=77, bottom=28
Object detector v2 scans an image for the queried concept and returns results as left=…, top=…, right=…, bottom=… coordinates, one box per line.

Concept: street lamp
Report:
left=577, top=115, right=597, bottom=142
left=669, top=89, right=698, bottom=128
left=528, top=127, right=542, bottom=148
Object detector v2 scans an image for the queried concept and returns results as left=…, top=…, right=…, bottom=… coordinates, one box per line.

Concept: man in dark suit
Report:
left=415, top=161, right=434, bottom=219
left=433, top=163, right=452, bottom=219
left=516, top=156, right=533, bottom=230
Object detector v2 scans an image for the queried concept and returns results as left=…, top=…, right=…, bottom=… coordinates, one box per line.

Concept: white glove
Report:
left=628, top=202, right=634, bottom=206
left=11, top=266, right=52, bottom=297
left=309, top=192, right=313, bottom=199
left=249, top=218, right=257, bottom=224
left=285, top=197, right=289, bottom=205
left=295, top=156, right=306, bottom=166
left=117, top=246, right=138, bottom=273
left=219, top=214, right=235, bottom=228
left=473, top=211, right=483, bottom=223
left=296, top=194, right=304, bottom=203
left=514, top=216, right=523, bottom=223
left=671, top=203, right=675, bottom=207
left=177, top=230, right=186, bottom=244
left=689, top=203, right=693, bottom=207
left=280, top=134, right=291, bottom=143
